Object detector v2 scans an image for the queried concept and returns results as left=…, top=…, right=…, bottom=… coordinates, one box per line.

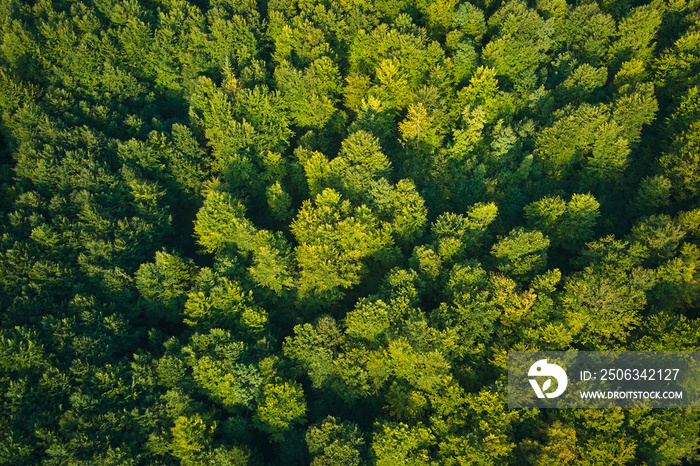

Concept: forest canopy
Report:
left=1, top=0, right=700, bottom=464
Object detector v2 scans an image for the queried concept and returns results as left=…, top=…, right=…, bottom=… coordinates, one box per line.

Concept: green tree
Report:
left=612, top=82, right=658, bottom=145
left=535, top=104, right=631, bottom=185
left=628, top=215, right=686, bottom=266
left=371, top=421, right=435, bottom=466
left=431, top=263, right=497, bottom=355
left=283, top=316, right=344, bottom=390
left=608, top=4, right=663, bottom=70
left=171, top=414, right=215, bottom=465
left=524, top=193, right=599, bottom=249
left=652, top=243, right=700, bottom=313
left=431, top=203, right=498, bottom=262
left=194, top=180, right=294, bottom=293
left=275, top=57, right=341, bottom=129
left=654, top=32, right=700, bottom=100
left=345, top=299, right=392, bottom=345
left=454, top=66, right=515, bottom=124
left=306, top=416, right=365, bottom=466
left=562, top=264, right=653, bottom=348
left=329, top=130, right=392, bottom=202
left=291, top=189, right=392, bottom=302
left=534, top=420, right=578, bottom=466
left=373, top=179, right=428, bottom=248
left=255, top=382, right=307, bottom=442
left=135, top=250, right=197, bottom=321
left=450, top=3, right=487, bottom=43
left=556, top=2, right=615, bottom=66
left=661, top=121, right=700, bottom=200
left=437, top=390, right=518, bottom=465
left=491, top=228, right=550, bottom=280
left=482, top=0, right=553, bottom=90
left=631, top=175, right=671, bottom=214
left=184, top=272, right=268, bottom=335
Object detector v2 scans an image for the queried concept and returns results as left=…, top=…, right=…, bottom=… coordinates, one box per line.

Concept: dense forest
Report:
left=0, top=0, right=699, bottom=463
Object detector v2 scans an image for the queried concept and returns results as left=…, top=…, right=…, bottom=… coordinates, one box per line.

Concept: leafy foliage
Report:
left=0, top=0, right=698, bottom=464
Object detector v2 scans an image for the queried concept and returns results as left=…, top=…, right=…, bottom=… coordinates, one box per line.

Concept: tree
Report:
left=491, top=228, right=550, bottom=281
left=188, top=77, right=258, bottom=185
left=399, top=103, right=442, bottom=153
left=171, top=414, right=215, bottom=465
left=283, top=316, right=343, bottom=390
left=628, top=215, right=685, bottom=266
left=534, top=420, right=578, bottom=465
left=652, top=243, right=700, bottom=313
left=612, top=82, right=658, bottom=145
left=371, top=421, right=435, bottom=466
left=482, top=0, right=553, bottom=90
left=205, top=4, right=260, bottom=72
left=556, top=2, right=615, bottom=66
left=431, top=263, right=497, bottom=355
left=454, top=66, right=515, bottom=124
left=191, top=355, right=262, bottom=411
left=274, top=57, right=341, bottom=129
left=194, top=180, right=294, bottom=293
left=608, top=4, right=663, bottom=70
left=524, top=193, right=599, bottom=249
left=135, top=250, right=197, bottom=321
left=585, top=121, right=629, bottom=185
left=291, top=189, right=392, bottom=302
left=184, top=273, right=268, bottom=335
left=661, top=121, right=700, bottom=200
left=254, top=382, right=307, bottom=442
left=558, top=64, right=607, bottom=103
left=628, top=409, right=700, bottom=466
left=535, top=104, right=631, bottom=185
left=451, top=3, right=487, bottom=43
left=630, top=175, right=671, bottom=214
left=422, top=0, right=459, bottom=40
left=329, top=130, right=392, bottom=202
left=437, top=390, right=518, bottom=465
left=306, top=416, right=365, bottom=466
left=266, top=181, right=293, bottom=222
left=562, top=265, right=652, bottom=348
left=345, top=299, right=392, bottom=344
left=231, top=85, right=293, bottom=154
left=654, top=32, right=700, bottom=100
left=575, top=437, right=636, bottom=466
left=373, top=179, right=428, bottom=248
left=431, top=203, right=498, bottom=262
